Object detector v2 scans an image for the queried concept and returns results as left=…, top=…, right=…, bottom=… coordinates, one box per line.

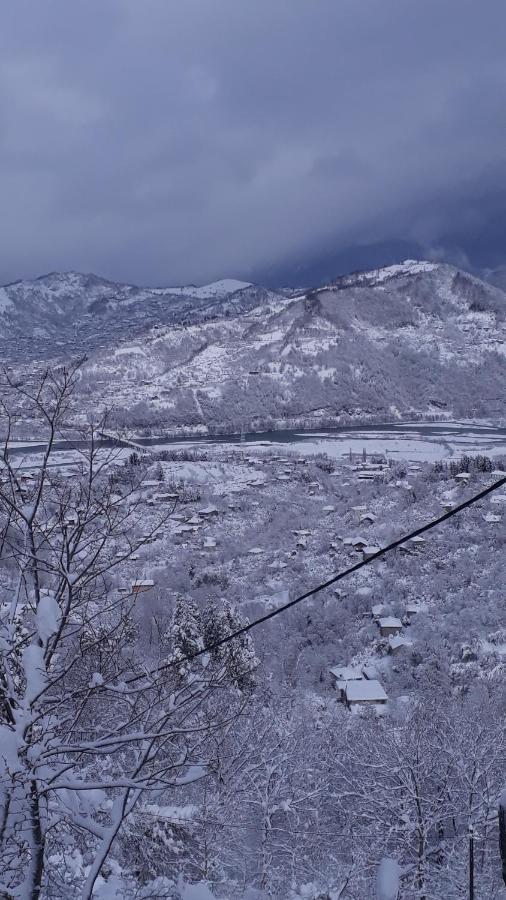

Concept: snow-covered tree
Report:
left=0, top=367, right=255, bottom=898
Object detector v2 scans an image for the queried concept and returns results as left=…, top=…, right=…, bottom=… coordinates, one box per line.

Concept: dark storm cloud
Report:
left=0, top=0, right=505, bottom=285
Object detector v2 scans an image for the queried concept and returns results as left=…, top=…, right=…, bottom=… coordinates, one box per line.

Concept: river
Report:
left=7, top=421, right=506, bottom=465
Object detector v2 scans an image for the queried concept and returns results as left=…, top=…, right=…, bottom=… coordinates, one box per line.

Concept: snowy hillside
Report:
left=75, top=260, right=506, bottom=432
left=3, top=260, right=506, bottom=431
left=0, top=272, right=261, bottom=360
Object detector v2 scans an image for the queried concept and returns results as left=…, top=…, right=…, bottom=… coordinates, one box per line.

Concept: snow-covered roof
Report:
left=329, top=665, right=363, bottom=681
left=388, top=635, right=413, bottom=651
left=345, top=679, right=388, bottom=703
left=378, top=616, right=402, bottom=629
left=186, top=515, right=203, bottom=526
left=362, top=665, right=378, bottom=680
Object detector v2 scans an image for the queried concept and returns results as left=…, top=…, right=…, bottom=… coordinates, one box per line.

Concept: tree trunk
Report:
left=499, top=791, right=506, bottom=887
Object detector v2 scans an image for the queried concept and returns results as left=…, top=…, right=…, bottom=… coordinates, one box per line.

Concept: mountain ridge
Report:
left=4, top=260, right=506, bottom=433
left=74, top=260, right=506, bottom=433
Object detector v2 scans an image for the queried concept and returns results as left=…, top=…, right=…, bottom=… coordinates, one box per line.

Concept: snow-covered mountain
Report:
left=4, top=261, right=506, bottom=431
left=0, top=272, right=261, bottom=360
left=72, top=260, right=506, bottom=432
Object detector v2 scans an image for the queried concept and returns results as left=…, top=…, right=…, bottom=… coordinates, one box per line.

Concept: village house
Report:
left=268, top=559, right=288, bottom=570
left=344, top=679, right=388, bottom=708
left=329, top=665, right=363, bottom=684
left=388, top=635, right=413, bottom=655
left=483, top=512, right=501, bottom=524
left=362, top=545, right=380, bottom=561
left=405, top=601, right=428, bottom=617
left=173, top=524, right=195, bottom=538
left=351, top=505, right=367, bottom=524
left=378, top=616, right=403, bottom=638
left=131, top=579, right=155, bottom=595
left=362, top=665, right=378, bottom=680
left=371, top=603, right=385, bottom=620
left=329, top=665, right=363, bottom=701
left=186, top=515, right=203, bottom=526
left=352, top=537, right=368, bottom=552
left=199, top=505, right=219, bottom=517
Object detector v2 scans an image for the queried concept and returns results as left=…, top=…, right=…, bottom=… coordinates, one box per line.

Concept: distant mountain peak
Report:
left=331, top=259, right=441, bottom=289
left=160, top=278, right=253, bottom=300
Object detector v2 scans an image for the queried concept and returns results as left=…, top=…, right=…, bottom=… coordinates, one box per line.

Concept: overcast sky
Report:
left=1, top=0, right=505, bottom=286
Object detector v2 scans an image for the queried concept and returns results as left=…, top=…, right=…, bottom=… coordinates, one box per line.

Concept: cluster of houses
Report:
left=329, top=615, right=413, bottom=711
left=329, top=665, right=388, bottom=708
left=329, top=596, right=431, bottom=711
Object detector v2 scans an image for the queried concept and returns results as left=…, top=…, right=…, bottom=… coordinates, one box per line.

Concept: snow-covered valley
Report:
left=1, top=262, right=505, bottom=898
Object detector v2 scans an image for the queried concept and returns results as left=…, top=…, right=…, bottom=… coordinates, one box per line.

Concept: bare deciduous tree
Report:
left=0, top=366, right=255, bottom=898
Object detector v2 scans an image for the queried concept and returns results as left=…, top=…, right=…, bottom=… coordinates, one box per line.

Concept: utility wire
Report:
left=165, top=473, right=506, bottom=668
